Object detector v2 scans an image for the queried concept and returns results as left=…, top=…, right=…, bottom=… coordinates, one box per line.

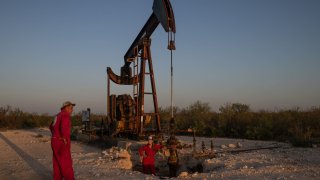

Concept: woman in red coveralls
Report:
left=50, top=101, right=76, bottom=180
left=138, top=136, right=163, bottom=175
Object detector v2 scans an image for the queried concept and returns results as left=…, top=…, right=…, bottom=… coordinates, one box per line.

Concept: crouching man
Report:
left=167, top=136, right=179, bottom=177
left=139, top=136, right=164, bottom=175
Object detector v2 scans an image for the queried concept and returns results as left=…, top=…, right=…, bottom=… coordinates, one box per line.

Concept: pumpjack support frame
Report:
left=106, top=0, right=176, bottom=138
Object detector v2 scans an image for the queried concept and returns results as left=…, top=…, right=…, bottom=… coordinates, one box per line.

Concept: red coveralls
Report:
left=138, top=144, right=162, bottom=175
left=50, top=110, right=74, bottom=180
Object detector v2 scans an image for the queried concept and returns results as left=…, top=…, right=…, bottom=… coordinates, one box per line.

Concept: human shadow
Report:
left=0, top=132, right=51, bottom=179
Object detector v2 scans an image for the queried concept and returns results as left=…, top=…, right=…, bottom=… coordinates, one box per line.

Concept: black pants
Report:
left=168, top=163, right=178, bottom=177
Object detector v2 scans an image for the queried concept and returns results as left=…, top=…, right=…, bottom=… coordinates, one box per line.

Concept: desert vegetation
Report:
left=0, top=106, right=104, bottom=129
left=1, top=102, right=320, bottom=147
left=0, top=106, right=52, bottom=129
left=160, top=101, right=320, bottom=147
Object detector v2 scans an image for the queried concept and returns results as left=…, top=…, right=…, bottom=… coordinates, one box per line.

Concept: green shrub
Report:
left=0, top=106, right=52, bottom=129
left=170, top=102, right=320, bottom=147
left=1, top=104, right=320, bottom=147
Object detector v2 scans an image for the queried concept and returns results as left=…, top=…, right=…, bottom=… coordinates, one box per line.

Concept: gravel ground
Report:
left=0, top=128, right=319, bottom=180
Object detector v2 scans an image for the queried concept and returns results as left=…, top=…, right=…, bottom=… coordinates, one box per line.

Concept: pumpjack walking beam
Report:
left=107, top=0, right=176, bottom=136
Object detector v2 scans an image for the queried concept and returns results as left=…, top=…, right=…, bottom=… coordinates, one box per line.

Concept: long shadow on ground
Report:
left=0, top=132, right=51, bottom=179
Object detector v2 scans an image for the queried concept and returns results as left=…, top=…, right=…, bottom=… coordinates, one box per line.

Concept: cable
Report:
left=171, top=48, right=173, bottom=119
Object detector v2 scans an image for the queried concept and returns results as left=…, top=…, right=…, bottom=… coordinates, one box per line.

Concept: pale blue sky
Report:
left=1, top=0, right=319, bottom=115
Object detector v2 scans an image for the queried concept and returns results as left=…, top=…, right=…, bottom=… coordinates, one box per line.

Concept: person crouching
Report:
left=138, top=136, right=163, bottom=175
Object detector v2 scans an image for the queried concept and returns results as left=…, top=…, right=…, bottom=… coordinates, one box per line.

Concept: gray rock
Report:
left=221, top=144, right=228, bottom=149
left=237, top=142, right=243, bottom=148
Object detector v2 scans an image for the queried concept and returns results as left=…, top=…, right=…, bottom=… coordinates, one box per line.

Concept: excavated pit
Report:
left=77, top=133, right=288, bottom=178
left=108, top=138, right=215, bottom=177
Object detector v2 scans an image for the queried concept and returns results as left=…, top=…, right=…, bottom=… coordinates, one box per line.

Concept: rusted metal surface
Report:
left=107, top=67, right=138, bottom=85
left=106, top=0, right=176, bottom=138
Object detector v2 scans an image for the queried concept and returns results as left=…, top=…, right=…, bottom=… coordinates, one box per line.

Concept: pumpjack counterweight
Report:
left=106, top=0, right=176, bottom=138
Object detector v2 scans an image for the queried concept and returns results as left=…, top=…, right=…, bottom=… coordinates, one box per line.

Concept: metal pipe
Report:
left=170, top=49, right=173, bottom=119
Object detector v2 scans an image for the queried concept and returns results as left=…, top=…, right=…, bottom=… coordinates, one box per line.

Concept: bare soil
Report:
left=0, top=128, right=319, bottom=180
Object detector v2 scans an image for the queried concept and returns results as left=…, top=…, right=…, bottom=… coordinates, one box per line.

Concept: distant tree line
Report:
left=0, top=106, right=52, bottom=129
left=0, top=106, right=104, bottom=129
left=1, top=102, right=320, bottom=147
left=159, top=101, right=320, bottom=147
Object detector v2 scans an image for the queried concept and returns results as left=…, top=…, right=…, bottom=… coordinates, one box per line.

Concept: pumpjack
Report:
left=106, top=0, right=176, bottom=138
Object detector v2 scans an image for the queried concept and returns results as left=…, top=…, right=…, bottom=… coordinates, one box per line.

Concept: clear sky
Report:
left=1, top=0, right=319, bottom=115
